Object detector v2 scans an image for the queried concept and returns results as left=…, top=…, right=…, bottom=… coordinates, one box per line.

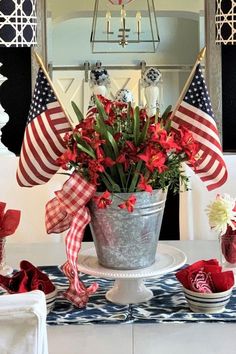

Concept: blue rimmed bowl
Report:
left=183, top=287, right=233, bottom=313
left=45, top=287, right=57, bottom=313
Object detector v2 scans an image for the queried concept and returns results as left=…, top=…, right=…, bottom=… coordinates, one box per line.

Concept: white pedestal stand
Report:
left=144, top=85, right=160, bottom=117
left=78, top=244, right=186, bottom=305
left=0, top=238, right=13, bottom=276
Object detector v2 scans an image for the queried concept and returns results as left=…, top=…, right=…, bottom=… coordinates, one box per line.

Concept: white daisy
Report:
left=206, top=194, right=236, bottom=235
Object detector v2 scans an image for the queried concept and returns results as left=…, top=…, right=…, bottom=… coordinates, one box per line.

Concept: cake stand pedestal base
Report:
left=78, top=243, right=186, bottom=305
left=106, top=278, right=153, bottom=304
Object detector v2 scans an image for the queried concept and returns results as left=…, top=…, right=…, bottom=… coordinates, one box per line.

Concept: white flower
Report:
left=206, top=194, right=236, bottom=235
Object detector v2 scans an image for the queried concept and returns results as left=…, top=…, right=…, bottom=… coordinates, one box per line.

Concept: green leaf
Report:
left=77, top=143, right=96, bottom=159
left=103, top=172, right=121, bottom=192
left=128, top=160, right=143, bottom=192
left=74, top=135, right=96, bottom=159
left=116, top=163, right=126, bottom=191
left=164, top=118, right=172, bottom=132
left=154, top=110, right=159, bottom=124
left=139, top=116, right=150, bottom=144
left=96, top=115, right=119, bottom=157
left=95, top=96, right=108, bottom=121
left=71, top=101, right=84, bottom=122
left=162, top=105, right=172, bottom=120
left=126, top=102, right=132, bottom=133
left=133, top=106, right=140, bottom=146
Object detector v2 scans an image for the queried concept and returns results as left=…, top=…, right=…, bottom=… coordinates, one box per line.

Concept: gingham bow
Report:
left=45, top=173, right=98, bottom=307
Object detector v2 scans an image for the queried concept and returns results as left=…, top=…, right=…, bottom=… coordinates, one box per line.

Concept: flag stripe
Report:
left=179, top=102, right=219, bottom=135
left=172, top=112, right=223, bottom=155
left=171, top=63, right=227, bottom=191
left=172, top=119, right=223, bottom=162
left=176, top=103, right=223, bottom=151
left=17, top=68, right=72, bottom=187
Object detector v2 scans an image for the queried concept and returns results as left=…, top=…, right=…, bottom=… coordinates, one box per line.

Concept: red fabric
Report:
left=0, top=260, right=55, bottom=294
left=0, top=202, right=21, bottom=238
left=45, top=173, right=98, bottom=308
left=176, top=259, right=234, bottom=293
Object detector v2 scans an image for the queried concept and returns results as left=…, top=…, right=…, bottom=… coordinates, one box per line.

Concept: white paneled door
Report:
left=52, top=69, right=143, bottom=124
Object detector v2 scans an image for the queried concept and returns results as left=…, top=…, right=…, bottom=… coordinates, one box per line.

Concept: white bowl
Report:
left=45, top=287, right=57, bottom=313
left=183, top=287, right=233, bottom=313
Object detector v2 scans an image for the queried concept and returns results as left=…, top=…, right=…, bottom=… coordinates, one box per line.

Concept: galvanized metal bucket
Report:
left=89, top=189, right=167, bottom=270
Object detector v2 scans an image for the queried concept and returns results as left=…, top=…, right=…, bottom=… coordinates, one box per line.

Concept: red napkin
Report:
left=176, top=259, right=234, bottom=293
left=0, top=260, right=55, bottom=295
left=0, top=202, right=21, bottom=237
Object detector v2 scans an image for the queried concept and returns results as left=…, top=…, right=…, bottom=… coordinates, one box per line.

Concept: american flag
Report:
left=16, top=68, right=72, bottom=187
left=171, top=63, right=227, bottom=191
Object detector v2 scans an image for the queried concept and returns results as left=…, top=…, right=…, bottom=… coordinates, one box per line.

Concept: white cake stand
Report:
left=78, top=243, right=186, bottom=305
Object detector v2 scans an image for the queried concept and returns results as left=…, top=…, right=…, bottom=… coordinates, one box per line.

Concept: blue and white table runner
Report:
left=43, top=266, right=236, bottom=325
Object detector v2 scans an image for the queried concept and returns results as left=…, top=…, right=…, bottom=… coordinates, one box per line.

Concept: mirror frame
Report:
left=33, top=0, right=222, bottom=137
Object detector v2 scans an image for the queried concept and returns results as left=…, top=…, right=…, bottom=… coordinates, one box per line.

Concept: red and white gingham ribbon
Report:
left=45, top=173, right=98, bottom=307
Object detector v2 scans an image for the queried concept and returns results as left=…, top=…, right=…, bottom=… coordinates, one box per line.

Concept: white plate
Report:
left=78, top=243, right=186, bottom=279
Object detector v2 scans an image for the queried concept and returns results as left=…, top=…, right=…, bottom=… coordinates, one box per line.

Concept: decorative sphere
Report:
left=90, top=68, right=110, bottom=87
left=114, top=89, right=134, bottom=103
left=142, top=67, right=161, bottom=87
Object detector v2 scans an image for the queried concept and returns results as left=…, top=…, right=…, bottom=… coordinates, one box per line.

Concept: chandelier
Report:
left=90, top=0, right=160, bottom=53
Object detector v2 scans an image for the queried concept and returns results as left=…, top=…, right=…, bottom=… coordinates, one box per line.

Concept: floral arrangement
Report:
left=58, top=96, right=199, bottom=211
left=206, top=194, right=236, bottom=236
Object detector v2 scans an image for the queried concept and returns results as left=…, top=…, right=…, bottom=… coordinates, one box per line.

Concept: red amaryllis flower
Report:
left=138, top=147, right=167, bottom=173
left=116, top=153, right=130, bottom=171
left=137, top=175, right=153, bottom=192
left=76, top=117, right=95, bottom=134
left=93, top=191, right=112, bottom=209
left=83, top=133, right=105, bottom=150
left=118, top=195, right=137, bottom=213
left=103, top=157, right=115, bottom=168
left=88, top=159, right=105, bottom=174
left=57, top=146, right=77, bottom=169
left=177, top=127, right=199, bottom=164
left=97, top=95, right=113, bottom=114
left=116, top=141, right=138, bottom=170
left=150, top=124, right=181, bottom=152
left=114, top=132, right=122, bottom=142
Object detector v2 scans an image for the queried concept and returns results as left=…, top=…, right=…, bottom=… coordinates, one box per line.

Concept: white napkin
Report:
left=0, top=290, right=48, bottom=354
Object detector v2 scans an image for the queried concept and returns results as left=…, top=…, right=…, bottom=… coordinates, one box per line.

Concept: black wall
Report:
left=222, top=45, right=236, bottom=152
left=0, top=48, right=31, bottom=155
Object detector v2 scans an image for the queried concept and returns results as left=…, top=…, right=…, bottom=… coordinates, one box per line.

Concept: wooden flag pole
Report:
left=33, top=51, right=74, bottom=127
left=169, top=46, right=206, bottom=120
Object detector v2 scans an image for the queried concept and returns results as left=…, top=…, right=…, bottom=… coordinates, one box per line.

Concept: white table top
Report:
left=5, top=240, right=235, bottom=354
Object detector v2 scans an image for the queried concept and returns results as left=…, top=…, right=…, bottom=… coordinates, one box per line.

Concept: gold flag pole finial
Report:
left=33, top=50, right=74, bottom=127
left=197, top=46, right=206, bottom=62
